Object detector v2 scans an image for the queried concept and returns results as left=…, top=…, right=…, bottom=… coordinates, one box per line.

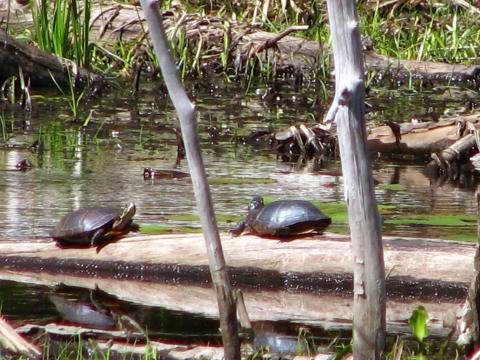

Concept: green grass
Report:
left=31, top=0, right=93, bottom=68
left=360, top=4, right=480, bottom=64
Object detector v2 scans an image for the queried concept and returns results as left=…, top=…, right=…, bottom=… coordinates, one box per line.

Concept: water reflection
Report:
left=0, top=81, right=478, bottom=349
left=0, top=85, right=477, bottom=240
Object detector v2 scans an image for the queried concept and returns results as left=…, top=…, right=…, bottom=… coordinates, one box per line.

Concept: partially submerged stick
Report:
left=138, top=1, right=240, bottom=358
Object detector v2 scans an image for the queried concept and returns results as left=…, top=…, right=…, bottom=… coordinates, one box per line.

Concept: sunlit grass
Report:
left=360, top=4, right=480, bottom=64
left=30, top=0, right=93, bottom=68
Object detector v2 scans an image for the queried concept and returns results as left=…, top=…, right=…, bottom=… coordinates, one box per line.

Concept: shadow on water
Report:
left=0, top=79, right=479, bottom=353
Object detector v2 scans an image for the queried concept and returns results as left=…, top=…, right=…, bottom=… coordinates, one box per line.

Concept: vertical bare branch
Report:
left=325, top=1, right=386, bottom=358
left=138, top=1, right=240, bottom=358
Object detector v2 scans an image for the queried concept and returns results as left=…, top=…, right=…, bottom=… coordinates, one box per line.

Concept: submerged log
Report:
left=16, top=323, right=334, bottom=360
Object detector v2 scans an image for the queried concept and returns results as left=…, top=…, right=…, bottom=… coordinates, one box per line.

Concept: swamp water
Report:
left=0, top=79, right=479, bottom=353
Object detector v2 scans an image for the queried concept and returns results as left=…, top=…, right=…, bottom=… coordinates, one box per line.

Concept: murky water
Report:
left=0, top=79, right=478, bottom=347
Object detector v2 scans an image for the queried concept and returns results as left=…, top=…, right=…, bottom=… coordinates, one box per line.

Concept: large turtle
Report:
left=51, top=202, right=137, bottom=247
left=230, top=197, right=331, bottom=237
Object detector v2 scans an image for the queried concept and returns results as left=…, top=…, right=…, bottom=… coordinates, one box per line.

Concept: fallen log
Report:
left=0, top=29, right=103, bottom=88
left=240, top=112, right=480, bottom=160
left=88, top=7, right=480, bottom=82
left=0, top=233, right=477, bottom=340
left=366, top=116, right=480, bottom=155
left=0, top=234, right=474, bottom=290
left=1, top=3, right=479, bottom=83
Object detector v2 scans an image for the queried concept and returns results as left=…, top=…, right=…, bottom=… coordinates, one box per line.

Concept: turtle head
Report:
left=113, top=202, right=136, bottom=229
left=248, top=196, right=264, bottom=214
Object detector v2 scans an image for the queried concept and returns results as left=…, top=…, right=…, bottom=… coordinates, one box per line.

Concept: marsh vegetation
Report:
left=1, top=0, right=480, bottom=358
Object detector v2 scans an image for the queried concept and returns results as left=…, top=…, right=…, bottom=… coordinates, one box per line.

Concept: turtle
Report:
left=50, top=202, right=137, bottom=247
left=229, top=196, right=331, bottom=237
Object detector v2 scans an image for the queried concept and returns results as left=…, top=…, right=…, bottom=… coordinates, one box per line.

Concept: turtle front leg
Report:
left=229, top=221, right=246, bottom=237
left=91, top=228, right=107, bottom=247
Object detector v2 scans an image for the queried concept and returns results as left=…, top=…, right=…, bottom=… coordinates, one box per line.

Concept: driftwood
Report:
left=1, top=3, right=479, bottom=84
left=0, top=233, right=477, bottom=340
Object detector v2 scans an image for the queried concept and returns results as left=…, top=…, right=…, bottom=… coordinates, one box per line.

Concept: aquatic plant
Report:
left=0, top=112, right=9, bottom=142
left=50, top=68, right=86, bottom=121
left=1, top=69, right=32, bottom=111
left=410, top=306, right=429, bottom=346
left=30, top=0, right=93, bottom=68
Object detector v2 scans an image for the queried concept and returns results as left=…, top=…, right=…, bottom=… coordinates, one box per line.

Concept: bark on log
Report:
left=0, top=29, right=103, bottom=88
left=0, top=234, right=474, bottom=294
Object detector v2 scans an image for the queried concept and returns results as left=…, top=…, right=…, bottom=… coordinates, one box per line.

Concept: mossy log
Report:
left=0, top=233, right=477, bottom=340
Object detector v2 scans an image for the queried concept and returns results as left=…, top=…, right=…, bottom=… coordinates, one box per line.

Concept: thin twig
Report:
left=259, top=25, right=309, bottom=51
left=138, top=1, right=240, bottom=358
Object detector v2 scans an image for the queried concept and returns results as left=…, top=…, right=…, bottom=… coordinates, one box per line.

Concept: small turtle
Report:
left=230, top=197, right=331, bottom=237
left=51, top=202, right=137, bottom=247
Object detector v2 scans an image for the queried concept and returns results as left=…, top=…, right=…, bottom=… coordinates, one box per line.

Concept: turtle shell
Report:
left=248, top=200, right=331, bottom=236
left=50, top=207, right=122, bottom=245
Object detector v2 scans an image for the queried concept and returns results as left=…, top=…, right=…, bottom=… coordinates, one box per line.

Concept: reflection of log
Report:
left=0, top=269, right=464, bottom=338
left=0, top=29, right=103, bottom=88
